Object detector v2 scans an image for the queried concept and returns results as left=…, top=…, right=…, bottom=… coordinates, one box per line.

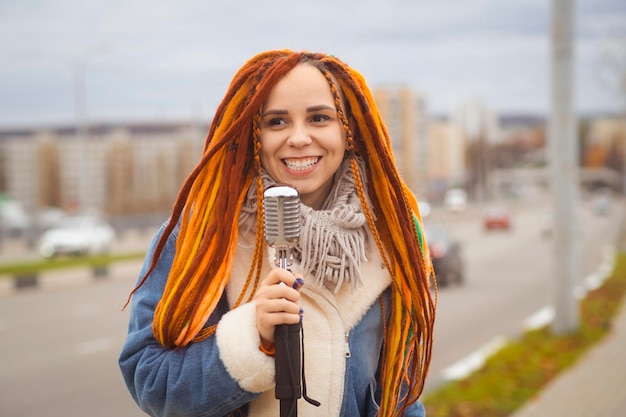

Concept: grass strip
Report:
left=0, top=251, right=146, bottom=278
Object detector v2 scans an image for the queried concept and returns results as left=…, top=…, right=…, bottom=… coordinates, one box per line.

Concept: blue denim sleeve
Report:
left=118, top=223, right=259, bottom=417
left=403, top=399, right=427, bottom=417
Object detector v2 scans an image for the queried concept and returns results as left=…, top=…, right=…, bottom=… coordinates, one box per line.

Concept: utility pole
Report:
left=74, top=62, right=89, bottom=212
left=71, top=42, right=110, bottom=213
left=550, top=0, right=580, bottom=334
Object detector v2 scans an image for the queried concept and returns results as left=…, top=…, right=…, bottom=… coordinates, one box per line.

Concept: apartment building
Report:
left=0, top=122, right=207, bottom=217
left=426, top=120, right=467, bottom=201
left=373, top=86, right=429, bottom=198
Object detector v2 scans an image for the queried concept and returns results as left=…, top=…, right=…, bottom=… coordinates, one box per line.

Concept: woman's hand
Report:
left=255, top=269, right=304, bottom=349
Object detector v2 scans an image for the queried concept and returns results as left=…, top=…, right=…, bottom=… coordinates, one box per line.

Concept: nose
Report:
left=286, top=123, right=312, bottom=147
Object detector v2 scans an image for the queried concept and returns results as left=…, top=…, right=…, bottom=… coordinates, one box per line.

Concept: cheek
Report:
left=259, top=149, right=271, bottom=169
left=336, top=126, right=348, bottom=151
left=259, top=136, right=277, bottom=168
left=336, top=133, right=348, bottom=154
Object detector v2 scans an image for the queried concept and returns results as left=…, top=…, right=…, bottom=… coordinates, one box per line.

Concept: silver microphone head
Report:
left=263, top=185, right=301, bottom=269
left=263, top=184, right=301, bottom=252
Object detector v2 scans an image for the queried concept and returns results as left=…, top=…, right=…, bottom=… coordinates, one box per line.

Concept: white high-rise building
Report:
left=373, top=86, right=429, bottom=198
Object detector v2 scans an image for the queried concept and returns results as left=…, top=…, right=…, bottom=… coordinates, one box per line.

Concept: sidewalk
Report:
left=509, top=294, right=626, bottom=417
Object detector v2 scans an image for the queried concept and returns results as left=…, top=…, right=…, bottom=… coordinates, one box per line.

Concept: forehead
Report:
left=263, top=64, right=336, bottom=109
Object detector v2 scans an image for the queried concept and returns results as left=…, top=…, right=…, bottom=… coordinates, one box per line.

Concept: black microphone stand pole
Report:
left=274, top=248, right=301, bottom=417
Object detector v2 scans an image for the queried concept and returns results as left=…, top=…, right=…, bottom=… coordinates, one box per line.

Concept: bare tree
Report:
left=599, top=36, right=626, bottom=112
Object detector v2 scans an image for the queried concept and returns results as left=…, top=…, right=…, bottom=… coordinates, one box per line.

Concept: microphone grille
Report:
left=263, top=185, right=301, bottom=249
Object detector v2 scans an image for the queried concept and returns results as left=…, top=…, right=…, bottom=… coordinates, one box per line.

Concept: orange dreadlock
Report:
left=128, top=49, right=436, bottom=417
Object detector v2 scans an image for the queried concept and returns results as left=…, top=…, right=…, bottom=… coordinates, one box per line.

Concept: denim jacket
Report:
left=119, top=221, right=426, bottom=417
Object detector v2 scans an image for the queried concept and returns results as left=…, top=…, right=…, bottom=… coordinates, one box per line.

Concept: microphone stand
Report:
left=274, top=248, right=301, bottom=417
left=264, top=184, right=318, bottom=417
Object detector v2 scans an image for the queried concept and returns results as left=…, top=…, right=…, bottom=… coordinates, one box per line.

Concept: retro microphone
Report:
left=263, top=184, right=302, bottom=417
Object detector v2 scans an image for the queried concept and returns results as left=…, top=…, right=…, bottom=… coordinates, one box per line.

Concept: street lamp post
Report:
left=71, top=43, right=110, bottom=213
left=73, top=62, right=89, bottom=212
left=550, top=0, right=580, bottom=334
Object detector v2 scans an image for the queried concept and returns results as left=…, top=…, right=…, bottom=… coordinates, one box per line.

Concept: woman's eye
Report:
left=267, top=118, right=285, bottom=127
left=311, top=114, right=330, bottom=123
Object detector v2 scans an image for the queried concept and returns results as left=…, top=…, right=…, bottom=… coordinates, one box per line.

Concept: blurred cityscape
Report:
left=1, top=2, right=625, bottom=416
left=0, top=87, right=623, bottom=242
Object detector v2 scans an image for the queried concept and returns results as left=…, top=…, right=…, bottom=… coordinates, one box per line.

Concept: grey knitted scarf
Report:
left=240, top=157, right=369, bottom=292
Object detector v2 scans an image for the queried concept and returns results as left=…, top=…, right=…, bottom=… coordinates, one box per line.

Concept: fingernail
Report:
left=292, top=277, right=305, bottom=289
left=299, top=307, right=304, bottom=321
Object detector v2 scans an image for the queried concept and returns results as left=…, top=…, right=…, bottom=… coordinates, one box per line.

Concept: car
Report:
left=0, top=197, right=32, bottom=237
left=424, top=223, right=464, bottom=287
left=483, top=205, right=512, bottom=230
left=591, top=193, right=612, bottom=216
left=539, top=211, right=553, bottom=238
left=443, top=188, right=467, bottom=213
left=418, top=200, right=432, bottom=218
left=38, top=215, right=116, bottom=258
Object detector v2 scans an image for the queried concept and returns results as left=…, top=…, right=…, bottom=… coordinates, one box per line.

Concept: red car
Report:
left=483, top=206, right=511, bottom=230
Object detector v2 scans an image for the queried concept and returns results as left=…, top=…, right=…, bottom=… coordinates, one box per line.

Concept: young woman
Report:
left=119, top=50, right=436, bottom=417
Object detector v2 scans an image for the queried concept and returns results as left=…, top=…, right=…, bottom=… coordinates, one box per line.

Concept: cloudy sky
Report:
left=0, top=0, right=624, bottom=128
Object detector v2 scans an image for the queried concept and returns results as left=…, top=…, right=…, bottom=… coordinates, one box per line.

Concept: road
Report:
left=423, top=195, right=624, bottom=393
left=0, top=276, right=147, bottom=417
left=0, top=196, right=622, bottom=415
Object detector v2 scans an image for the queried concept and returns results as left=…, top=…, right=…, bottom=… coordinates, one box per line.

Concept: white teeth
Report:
left=283, top=158, right=319, bottom=171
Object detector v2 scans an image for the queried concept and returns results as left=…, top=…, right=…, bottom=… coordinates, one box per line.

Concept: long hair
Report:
left=129, top=49, right=436, bottom=417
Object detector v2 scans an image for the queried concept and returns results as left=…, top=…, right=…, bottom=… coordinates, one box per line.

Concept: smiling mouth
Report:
left=282, top=157, right=320, bottom=171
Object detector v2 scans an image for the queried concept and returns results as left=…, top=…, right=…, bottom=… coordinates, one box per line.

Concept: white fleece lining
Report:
left=219, top=231, right=392, bottom=416
left=215, top=301, right=275, bottom=393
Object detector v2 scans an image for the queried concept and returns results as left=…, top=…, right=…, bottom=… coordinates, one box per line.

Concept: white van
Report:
left=443, top=188, right=468, bottom=213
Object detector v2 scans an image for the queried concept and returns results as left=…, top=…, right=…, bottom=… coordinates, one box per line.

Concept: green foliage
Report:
left=423, top=252, right=626, bottom=417
left=0, top=251, right=146, bottom=278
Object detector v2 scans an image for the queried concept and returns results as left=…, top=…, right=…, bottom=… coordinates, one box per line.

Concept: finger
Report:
left=257, top=297, right=300, bottom=315
left=292, top=274, right=305, bottom=291
left=259, top=311, right=302, bottom=326
left=257, top=306, right=301, bottom=342
left=265, top=268, right=294, bottom=286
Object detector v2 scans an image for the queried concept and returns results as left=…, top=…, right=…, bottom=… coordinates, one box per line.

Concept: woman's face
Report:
left=260, top=63, right=346, bottom=209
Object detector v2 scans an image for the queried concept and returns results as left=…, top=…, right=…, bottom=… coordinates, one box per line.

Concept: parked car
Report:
left=483, top=205, right=512, bottom=230
left=443, top=188, right=467, bottom=213
left=38, top=215, right=116, bottom=258
left=0, top=197, right=32, bottom=237
left=424, top=223, right=464, bottom=287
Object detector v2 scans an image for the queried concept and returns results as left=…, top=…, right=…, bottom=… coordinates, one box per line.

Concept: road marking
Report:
left=525, top=245, right=615, bottom=331
left=76, top=337, right=113, bottom=355
left=523, top=305, right=555, bottom=331
left=574, top=244, right=615, bottom=299
left=440, top=336, right=508, bottom=381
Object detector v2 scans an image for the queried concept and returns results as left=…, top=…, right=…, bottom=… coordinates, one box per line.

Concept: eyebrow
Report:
left=262, top=104, right=336, bottom=117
